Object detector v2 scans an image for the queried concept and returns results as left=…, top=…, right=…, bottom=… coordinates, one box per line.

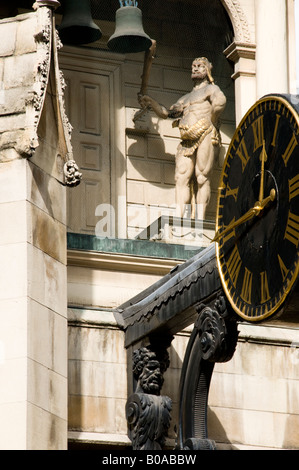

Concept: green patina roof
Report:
left=67, top=233, right=203, bottom=261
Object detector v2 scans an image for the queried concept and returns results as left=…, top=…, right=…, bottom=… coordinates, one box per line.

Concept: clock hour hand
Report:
left=213, top=206, right=259, bottom=242
left=213, top=189, right=276, bottom=243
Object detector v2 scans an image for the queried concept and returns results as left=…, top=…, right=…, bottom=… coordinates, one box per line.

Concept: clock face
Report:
left=216, top=95, right=299, bottom=321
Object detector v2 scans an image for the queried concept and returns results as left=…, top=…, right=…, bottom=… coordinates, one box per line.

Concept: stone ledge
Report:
left=238, top=323, right=299, bottom=347
left=67, top=249, right=183, bottom=276
left=68, top=307, right=122, bottom=328
left=68, top=431, right=131, bottom=446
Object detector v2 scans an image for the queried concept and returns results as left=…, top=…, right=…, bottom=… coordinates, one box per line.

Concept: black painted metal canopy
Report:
left=117, top=243, right=221, bottom=347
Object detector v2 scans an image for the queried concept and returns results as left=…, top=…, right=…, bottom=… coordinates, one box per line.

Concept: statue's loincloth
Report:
left=173, top=118, right=220, bottom=157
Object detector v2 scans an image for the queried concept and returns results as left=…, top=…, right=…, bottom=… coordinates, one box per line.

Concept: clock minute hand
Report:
left=259, top=140, right=268, bottom=203
left=213, top=189, right=276, bottom=243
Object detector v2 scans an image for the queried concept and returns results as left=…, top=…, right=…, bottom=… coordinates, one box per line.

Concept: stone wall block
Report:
left=0, top=86, right=31, bottom=116
left=0, top=22, right=17, bottom=57
left=126, top=134, right=146, bottom=157
left=28, top=244, right=67, bottom=317
left=127, top=157, right=162, bottom=183
left=15, top=16, right=37, bottom=56
left=28, top=162, right=67, bottom=225
left=0, top=113, right=26, bottom=135
left=28, top=299, right=67, bottom=377
left=30, top=204, right=67, bottom=264
left=68, top=360, right=127, bottom=399
left=68, top=395, right=127, bottom=434
left=0, top=298, right=27, bottom=362
left=127, top=181, right=145, bottom=204
left=0, top=243, right=27, bottom=300
left=3, top=53, right=36, bottom=89
left=27, top=403, right=67, bottom=450
left=68, top=327, right=126, bottom=365
left=0, top=357, right=27, bottom=404
left=0, top=58, right=4, bottom=82
left=0, top=159, right=27, bottom=203
left=28, top=360, right=67, bottom=420
left=0, top=403, right=27, bottom=450
left=0, top=200, right=28, bottom=246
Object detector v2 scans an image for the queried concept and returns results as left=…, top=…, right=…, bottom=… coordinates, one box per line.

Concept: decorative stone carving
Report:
left=220, top=0, right=251, bottom=43
left=126, top=343, right=172, bottom=450
left=220, top=0, right=256, bottom=123
left=22, top=6, right=52, bottom=156
left=30, top=3, right=81, bottom=186
left=64, top=159, right=82, bottom=187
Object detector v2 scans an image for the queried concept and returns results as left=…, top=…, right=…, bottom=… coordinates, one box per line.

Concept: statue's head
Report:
left=192, top=57, right=214, bottom=84
left=133, top=347, right=166, bottom=394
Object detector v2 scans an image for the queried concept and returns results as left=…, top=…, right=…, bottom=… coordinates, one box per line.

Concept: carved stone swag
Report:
left=125, top=293, right=238, bottom=450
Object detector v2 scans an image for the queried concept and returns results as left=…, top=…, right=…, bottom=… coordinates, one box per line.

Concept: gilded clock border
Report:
left=215, top=94, right=299, bottom=322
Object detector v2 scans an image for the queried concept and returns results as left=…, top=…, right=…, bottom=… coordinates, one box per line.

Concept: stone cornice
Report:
left=224, top=41, right=256, bottom=62
left=220, top=0, right=251, bottom=43
left=67, top=249, right=183, bottom=275
left=33, top=0, right=61, bottom=10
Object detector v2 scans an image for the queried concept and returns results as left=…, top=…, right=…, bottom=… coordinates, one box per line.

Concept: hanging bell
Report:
left=57, top=0, right=102, bottom=45
left=108, top=6, right=152, bottom=54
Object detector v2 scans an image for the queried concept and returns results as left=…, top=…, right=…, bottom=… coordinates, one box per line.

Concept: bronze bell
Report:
left=57, top=0, right=102, bottom=45
left=108, top=6, right=152, bottom=54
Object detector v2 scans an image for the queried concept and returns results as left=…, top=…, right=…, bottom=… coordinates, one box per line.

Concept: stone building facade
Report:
left=0, top=0, right=298, bottom=450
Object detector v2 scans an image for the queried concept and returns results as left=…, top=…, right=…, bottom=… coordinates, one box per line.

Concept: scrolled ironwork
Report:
left=178, top=294, right=238, bottom=450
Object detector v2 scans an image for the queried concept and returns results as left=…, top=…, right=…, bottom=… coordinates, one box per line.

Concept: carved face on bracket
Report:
left=139, top=359, right=164, bottom=394
left=133, top=347, right=165, bottom=395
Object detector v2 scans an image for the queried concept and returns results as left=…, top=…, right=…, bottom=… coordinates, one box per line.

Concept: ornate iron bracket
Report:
left=126, top=336, right=173, bottom=450
left=177, top=294, right=238, bottom=450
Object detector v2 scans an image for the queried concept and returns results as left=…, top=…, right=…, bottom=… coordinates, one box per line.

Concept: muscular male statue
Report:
left=138, top=57, right=226, bottom=219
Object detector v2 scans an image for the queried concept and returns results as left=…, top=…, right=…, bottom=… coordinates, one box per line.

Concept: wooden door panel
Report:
left=62, top=69, right=111, bottom=233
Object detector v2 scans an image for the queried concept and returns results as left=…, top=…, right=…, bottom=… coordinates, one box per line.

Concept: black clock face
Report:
left=216, top=95, right=299, bottom=321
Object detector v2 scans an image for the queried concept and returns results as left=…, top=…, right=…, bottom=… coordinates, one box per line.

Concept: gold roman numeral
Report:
left=226, top=184, right=239, bottom=201
left=284, top=211, right=299, bottom=247
left=271, top=114, right=281, bottom=147
left=282, top=133, right=298, bottom=166
left=226, top=245, right=242, bottom=287
left=241, top=268, right=253, bottom=304
left=236, top=138, right=250, bottom=172
left=260, top=271, right=271, bottom=304
left=252, top=116, right=264, bottom=151
left=277, top=254, right=289, bottom=282
left=288, top=174, right=299, bottom=201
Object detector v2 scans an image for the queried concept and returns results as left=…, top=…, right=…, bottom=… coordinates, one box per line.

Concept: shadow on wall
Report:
left=159, top=338, right=236, bottom=449
left=208, top=408, right=237, bottom=450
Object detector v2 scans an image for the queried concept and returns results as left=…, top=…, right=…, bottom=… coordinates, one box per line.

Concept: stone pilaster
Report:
left=0, top=5, right=75, bottom=449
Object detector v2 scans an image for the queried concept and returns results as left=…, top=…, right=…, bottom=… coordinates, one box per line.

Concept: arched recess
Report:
left=220, top=0, right=251, bottom=42
left=220, top=0, right=257, bottom=124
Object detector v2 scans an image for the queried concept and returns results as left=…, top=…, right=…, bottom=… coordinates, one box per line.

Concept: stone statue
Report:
left=126, top=346, right=172, bottom=450
left=138, top=57, right=226, bottom=219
